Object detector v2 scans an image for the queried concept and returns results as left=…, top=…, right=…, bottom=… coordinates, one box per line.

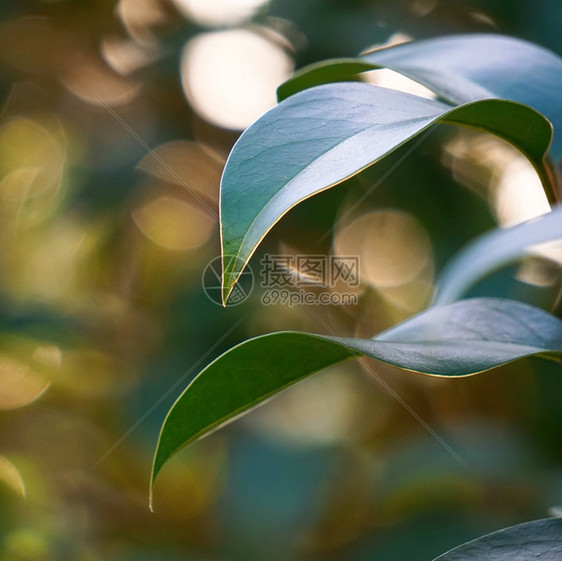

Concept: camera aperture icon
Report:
left=202, top=256, right=254, bottom=306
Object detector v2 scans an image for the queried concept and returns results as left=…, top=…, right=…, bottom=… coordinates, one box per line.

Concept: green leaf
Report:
left=434, top=205, right=562, bottom=305
left=277, top=57, right=376, bottom=100
left=432, top=517, right=562, bottom=560
left=278, top=34, right=562, bottom=159
left=151, top=298, right=562, bottom=503
left=220, top=82, right=551, bottom=301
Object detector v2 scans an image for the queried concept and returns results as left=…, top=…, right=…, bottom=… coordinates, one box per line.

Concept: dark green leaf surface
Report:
left=278, top=34, right=562, bottom=159
left=151, top=298, right=562, bottom=500
left=277, top=57, right=376, bottom=100
left=220, top=82, right=551, bottom=300
left=434, top=205, right=562, bottom=305
left=432, top=517, right=562, bottom=560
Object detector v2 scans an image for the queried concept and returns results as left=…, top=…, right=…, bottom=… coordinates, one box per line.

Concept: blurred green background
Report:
left=0, top=1, right=561, bottom=559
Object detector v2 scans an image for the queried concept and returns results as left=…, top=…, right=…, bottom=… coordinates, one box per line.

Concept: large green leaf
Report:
left=277, top=57, right=376, bottom=100
left=434, top=205, right=562, bottom=305
left=278, top=34, right=562, bottom=159
left=220, top=82, right=551, bottom=301
left=432, top=517, right=562, bottom=560
left=151, top=298, right=562, bottom=502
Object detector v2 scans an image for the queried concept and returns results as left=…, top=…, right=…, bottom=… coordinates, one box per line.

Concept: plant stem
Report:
left=544, top=156, right=562, bottom=205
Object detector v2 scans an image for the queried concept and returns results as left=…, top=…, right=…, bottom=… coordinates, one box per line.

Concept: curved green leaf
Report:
left=432, top=517, right=562, bottom=560
left=434, top=205, right=562, bottom=305
left=220, top=82, right=551, bottom=301
left=278, top=34, right=562, bottom=159
left=151, top=298, right=562, bottom=502
left=277, top=57, right=376, bottom=100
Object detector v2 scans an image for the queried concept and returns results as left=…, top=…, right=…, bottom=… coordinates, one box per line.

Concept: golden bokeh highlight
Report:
left=410, top=0, right=437, bottom=17
left=7, top=216, right=103, bottom=305
left=180, top=28, right=293, bottom=130
left=152, top=443, right=226, bottom=519
left=60, top=50, right=142, bottom=107
left=4, top=528, right=51, bottom=561
left=117, top=0, right=174, bottom=46
left=249, top=366, right=365, bottom=446
left=0, top=116, right=66, bottom=225
left=493, top=156, right=550, bottom=227
left=0, top=167, right=42, bottom=201
left=172, top=0, right=268, bottom=27
left=0, top=355, right=50, bottom=410
left=443, top=130, right=561, bottom=288
left=137, top=140, right=223, bottom=204
left=53, top=349, right=135, bottom=399
left=133, top=195, right=215, bottom=250
left=442, top=131, right=550, bottom=226
left=0, top=456, right=26, bottom=497
left=334, top=210, right=433, bottom=288
left=101, top=36, right=161, bottom=76
left=334, top=210, right=434, bottom=311
left=32, top=345, right=62, bottom=369
left=493, top=155, right=562, bottom=280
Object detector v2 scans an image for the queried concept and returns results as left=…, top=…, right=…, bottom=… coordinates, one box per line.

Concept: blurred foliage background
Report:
left=0, top=0, right=561, bottom=560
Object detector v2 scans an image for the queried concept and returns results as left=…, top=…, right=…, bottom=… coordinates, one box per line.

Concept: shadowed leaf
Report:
left=151, top=298, right=562, bottom=503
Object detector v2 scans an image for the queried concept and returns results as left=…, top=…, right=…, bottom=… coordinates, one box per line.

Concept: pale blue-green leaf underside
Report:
left=434, top=205, right=562, bottom=305
left=220, top=82, right=551, bottom=300
left=432, top=517, right=562, bottom=560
